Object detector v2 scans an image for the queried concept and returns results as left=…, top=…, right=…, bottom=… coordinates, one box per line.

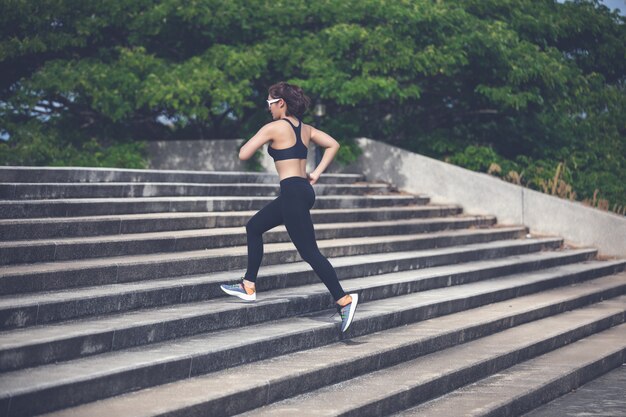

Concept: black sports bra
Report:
left=267, top=118, right=308, bottom=162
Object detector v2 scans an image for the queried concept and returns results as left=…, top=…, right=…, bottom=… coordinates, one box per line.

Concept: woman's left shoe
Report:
left=337, top=293, right=359, bottom=332
left=220, top=279, right=257, bottom=301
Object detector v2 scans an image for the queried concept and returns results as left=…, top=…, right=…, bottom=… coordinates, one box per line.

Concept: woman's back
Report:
left=268, top=116, right=311, bottom=180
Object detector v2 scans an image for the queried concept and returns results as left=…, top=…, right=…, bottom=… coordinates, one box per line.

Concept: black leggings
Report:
left=243, top=176, right=347, bottom=302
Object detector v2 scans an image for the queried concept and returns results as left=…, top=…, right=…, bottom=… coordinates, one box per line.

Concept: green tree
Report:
left=1, top=0, right=624, bottom=210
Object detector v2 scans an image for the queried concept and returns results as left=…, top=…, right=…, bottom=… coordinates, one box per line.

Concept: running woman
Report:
left=220, top=81, right=359, bottom=332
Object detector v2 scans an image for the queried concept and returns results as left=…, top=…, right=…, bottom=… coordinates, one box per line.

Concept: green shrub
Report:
left=0, top=122, right=148, bottom=168
left=447, top=145, right=625, bottom=215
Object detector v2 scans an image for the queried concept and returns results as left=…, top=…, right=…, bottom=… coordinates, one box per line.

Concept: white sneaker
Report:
left=220, top=279, right=257, bottom=301
left=337, top=293, right=359, bottom=332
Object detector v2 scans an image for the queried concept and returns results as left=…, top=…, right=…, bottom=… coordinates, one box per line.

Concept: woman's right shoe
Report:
left=337, top=293, right=359, bottom=332
left=220, top=279, right=257, bottom=301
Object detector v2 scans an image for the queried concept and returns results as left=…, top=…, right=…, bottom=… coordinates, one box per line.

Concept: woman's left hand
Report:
left=307, top=172, right=319, bottom=185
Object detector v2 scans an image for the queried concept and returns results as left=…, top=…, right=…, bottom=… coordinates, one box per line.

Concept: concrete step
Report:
left=242, top=308, right=626, bottom=417
left=0, top=205, right=464, bottom=241
left=0, top=182, right=393, bottom=200
left=0, top=226, right=528, bottom=295
left=33, top=276, right=626, bottom=417
left=396, top=325, right=626, bottom=416
left=0, top=194, right=429, bottom=219
left=0, top=167, right=365, bottom=184
left=4, top=272, right=624, bottom=417
left=0, top=215, right=497, bottom=265
left=0, top=246, right=598, bottom=371
left=1, top=166, right=618, bottom=417
left=0, top=241, right=588, bottom=330
left=521, top=364, right=626, bottom=417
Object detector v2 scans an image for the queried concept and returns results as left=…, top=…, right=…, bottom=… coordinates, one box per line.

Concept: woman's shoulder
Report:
left=264, top=119, right=293, bottom=127
left=264, top=118, right=308, bottom=129
left=260, top=119, right=288, bottom=133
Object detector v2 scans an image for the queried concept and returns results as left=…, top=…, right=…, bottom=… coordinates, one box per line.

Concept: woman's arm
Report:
left=239, top=123, right=277, bottom=161
left=309, top=126, right=340, bottom=177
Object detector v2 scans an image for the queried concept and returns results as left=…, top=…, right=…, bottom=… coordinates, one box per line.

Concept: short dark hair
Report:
left=268, top=82, right=311, bottom=119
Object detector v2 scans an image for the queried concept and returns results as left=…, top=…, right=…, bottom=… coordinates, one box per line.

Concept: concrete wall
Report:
left=328, top=138, right=626, bottom=258
left=148, top=137, right=625, bottom=258
left=148, top=139, right=248, bottom=171
left=147, top=139, right=317, bottom=172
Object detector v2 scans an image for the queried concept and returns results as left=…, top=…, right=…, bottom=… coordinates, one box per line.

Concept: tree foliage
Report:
left=1, top=0, right=624, bottom=210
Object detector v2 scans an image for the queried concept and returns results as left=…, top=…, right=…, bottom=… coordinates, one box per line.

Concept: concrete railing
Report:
left=147, top=137, right=625, bottom=258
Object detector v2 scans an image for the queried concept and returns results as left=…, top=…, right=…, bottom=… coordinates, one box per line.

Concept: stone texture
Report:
left=0, top=215, right=497, bottom=265
left=0, top=167, right=624, bottom=417
left=523, top=364, right=626, bottom=417
left=37, top=283, right=626, bottom=417
left=0, top=240, right=586, bottom=331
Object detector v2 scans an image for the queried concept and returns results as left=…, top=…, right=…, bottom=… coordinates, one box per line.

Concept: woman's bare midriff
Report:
left=274, top=158, right=307, bottom=181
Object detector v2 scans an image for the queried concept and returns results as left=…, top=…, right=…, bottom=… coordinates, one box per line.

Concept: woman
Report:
left=220, top=81, right=359, bottom=333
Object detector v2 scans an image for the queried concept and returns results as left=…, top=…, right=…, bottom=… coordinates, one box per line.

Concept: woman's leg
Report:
left=243, top=195, right=284, bottom=282
left=280, top=184, right=347, bottom=302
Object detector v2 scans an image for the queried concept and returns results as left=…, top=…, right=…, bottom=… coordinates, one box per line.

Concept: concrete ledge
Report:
left=147, top=139, right=248, bottom=171
left=328, top=138, right=626, bottom=258
left=147, top=139, right=316, bottom=172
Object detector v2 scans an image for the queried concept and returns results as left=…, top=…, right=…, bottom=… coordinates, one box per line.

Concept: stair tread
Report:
left=397, top=334, right=626, bottom=417
left=0, top=247, right=601, bottom=348
left=243, top=317, right=626, bottom=417
left=1, top=182, right=394, bottom=199
left=1, top=264, right=624, bottom=397
left=2, top=182, right=384, bottom=187
left=0, top=204, right=462, bottom=225
left=36, top=292, right=626, bottom=417
left=0, top=241, right=585, bottom=311
left=0, top=203, right=461, bottom=225
left=520, top=365, right=626, bottom=417
left=0, top=194, right=423, bottom=204
left=0, top=216, right=495, bottom=247
left=0, top=226, right=527, bottom=275
left=1, top=167, right=620, bottom=417
left=0, top=167, right=362, bottom=180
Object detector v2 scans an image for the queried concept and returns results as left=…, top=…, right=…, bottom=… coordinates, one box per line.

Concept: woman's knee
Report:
left=245, top=219, right=261, bottom=236
left=298, top=246, right=325, bottom=264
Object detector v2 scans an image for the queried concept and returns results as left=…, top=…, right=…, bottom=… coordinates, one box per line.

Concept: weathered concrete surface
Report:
left=0, top=166, right=361, bottom=184
left=149, top=138, right=625, bottom=257
left=394, top=316, right=626, bottom=417
left=1, top=164, right=624, bottom=416
left=328, top=138, right=626, bottom=258
left=523, top=363, right=626, bottom=417
left=147, top=139, right=317, bottom=172
left=238, top=311, right=626, bottom=417
left=34, top=280, right=626, bottom=417
left=148, top=139, right=249, bottom=171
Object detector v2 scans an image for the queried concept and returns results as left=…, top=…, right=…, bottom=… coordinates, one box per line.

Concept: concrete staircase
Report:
left=0, top=166, right=624, bottom=417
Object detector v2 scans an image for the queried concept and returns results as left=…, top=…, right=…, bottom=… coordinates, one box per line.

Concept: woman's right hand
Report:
left=307, top=172, right=320, bottom=185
